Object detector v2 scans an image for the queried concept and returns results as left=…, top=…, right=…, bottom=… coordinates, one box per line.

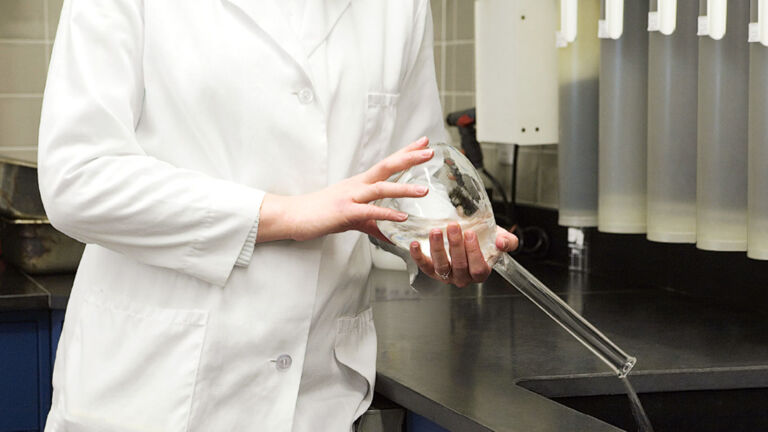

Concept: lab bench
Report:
left=369, top=262, right=768, bottom=432
left=3, top=260, right=768, bottom=431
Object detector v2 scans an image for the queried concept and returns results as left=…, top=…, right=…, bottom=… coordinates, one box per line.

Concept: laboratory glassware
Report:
left=696, top=0, right=749, bottom=251
left=376, top=142, right=637, bottom=377
left=646, top=0, right=698, bottom=243
left=597, top=0, right=649, bottom=233
left=748, top=0, right=768, bottom=260
left=557, top=0, right=600, bottom=228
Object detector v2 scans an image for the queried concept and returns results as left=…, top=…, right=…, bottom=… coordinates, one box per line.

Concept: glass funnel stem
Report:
left=493, top=253, right=636, bottom=377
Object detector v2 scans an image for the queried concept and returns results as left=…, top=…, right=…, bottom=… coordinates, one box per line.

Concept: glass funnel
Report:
left=376, top=142, right=637, bottom=378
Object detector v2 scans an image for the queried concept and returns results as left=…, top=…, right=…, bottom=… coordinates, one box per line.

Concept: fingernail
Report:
left=397, top=212, right=408, bottom=221
left=465, top=231, right=476, bottom=241
left=419, top=136, right=428, bottom=144
left=430, top=229, right=442, bottom=239
left=415, top=185, right=428, bottom=194
left=411, top=242, right=420, bottom=250
left=419, top=149, right=434, bottom=158
left=502, top=239, right=509, bottom=249
left=447, top=224, right=460, bottom=236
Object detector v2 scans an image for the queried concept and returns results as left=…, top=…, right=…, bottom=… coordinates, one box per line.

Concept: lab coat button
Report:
left=297, top=88, right=314, bottom=104
left=274, top=354, right=292, bottom=370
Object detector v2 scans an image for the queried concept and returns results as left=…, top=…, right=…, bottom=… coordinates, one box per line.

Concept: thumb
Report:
left=358, top=220, right=392, bottom=244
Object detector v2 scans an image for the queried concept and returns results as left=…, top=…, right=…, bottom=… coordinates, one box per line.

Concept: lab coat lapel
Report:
left=223, top=0, right=310, bottom=72
left=300, top=0, right=353, bottom=56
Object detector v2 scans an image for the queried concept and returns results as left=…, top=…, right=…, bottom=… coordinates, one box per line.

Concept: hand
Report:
left=257, top=137, right=434, bottom=243
left=409, top=224, right=518, bottom=287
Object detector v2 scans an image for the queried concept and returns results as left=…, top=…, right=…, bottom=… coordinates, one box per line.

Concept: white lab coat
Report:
left=37, top=0, right=447, bottom=430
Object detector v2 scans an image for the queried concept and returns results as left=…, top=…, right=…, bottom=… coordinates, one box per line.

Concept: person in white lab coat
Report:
left=37, top=0, right=517, bottom=431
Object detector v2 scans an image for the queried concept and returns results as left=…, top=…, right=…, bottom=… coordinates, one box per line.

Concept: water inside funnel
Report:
left=377, top=143, right=499, bottom=259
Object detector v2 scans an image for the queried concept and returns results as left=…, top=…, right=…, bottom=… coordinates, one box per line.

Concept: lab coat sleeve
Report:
left=38, top=0, right=264, bottom=287
left=388, top=0, right=451, bottom=155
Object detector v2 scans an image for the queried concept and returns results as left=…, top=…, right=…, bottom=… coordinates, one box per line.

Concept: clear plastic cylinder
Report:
left=598, top=0, right=649, bottom=233
left=646, top=0, right=699, bottom=243
left=696, top=1, right=750, bottom=251
left=558, top=0, right=601, bottom=227
left=748, top=0, right=768, bottom=259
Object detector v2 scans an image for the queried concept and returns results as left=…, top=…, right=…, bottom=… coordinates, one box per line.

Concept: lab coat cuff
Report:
left=235, top=221, right=260, bottom=267
left=184, top=183, right=265, bottom=287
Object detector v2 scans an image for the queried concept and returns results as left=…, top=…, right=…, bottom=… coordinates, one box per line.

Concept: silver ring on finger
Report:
left=436, top=268, right=451, bottom=280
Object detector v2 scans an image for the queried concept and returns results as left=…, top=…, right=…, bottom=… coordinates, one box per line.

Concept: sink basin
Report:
left=540, top=387, right=768, bottom=432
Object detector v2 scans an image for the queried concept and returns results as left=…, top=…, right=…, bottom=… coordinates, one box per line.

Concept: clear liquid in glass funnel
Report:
left=377, top=143, right=498, bottom=261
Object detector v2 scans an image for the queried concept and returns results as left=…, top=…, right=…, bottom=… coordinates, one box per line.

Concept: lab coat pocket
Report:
left=334, top=307, right=377, bottom=421
left=358, top=92, right=400, bottom=173
left=62, top=296, right=208, bottom=432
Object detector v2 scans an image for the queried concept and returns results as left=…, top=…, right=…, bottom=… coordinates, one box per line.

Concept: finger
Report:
left=353, top=204, right=408, bottom=223
left=409, top=241, right=435, bottom=275
left=446, top=223, right=471, bottom=285
left=397, top=136, right=430, bottom=154
left=495, top=227, right=519, bottom=252
left=465, top=231, right=491, bottom=282
left=363, top=146, right=434, bottom=182
left=429, top=229, right=451, bottom=278
left=357, top=220, right=392, bottom=244
left=354, top=181, right=428, bottom=203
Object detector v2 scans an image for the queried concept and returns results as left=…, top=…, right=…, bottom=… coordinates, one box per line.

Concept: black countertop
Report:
left=4, top=258, right=768, bottom=431
left=0, top=261, right=74, bottom=311
left=369, top=261, right=768, bottom=432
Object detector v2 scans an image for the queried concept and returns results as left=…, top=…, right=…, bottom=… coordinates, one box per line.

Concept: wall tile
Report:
left=478, top=143, right=503, bottom=201
left=0, top=0, right=45, bottom=39
left=0, top=147, right=38, bottom=165
left=445, top=43, right=474, bottom=92
left=515, top=147, right=539, bottom=204
left=47, top=0, right=64, bottom=40
left=433, top=46, right=442, bottom=88
left=444, top=45, right=456, bottom=92
left=0, top=43, right=48, bottom=93
left=454, top=0, right=474, bottom=40
left=441, top=94, right=452, bottom=114
left=454, top=43, right=474, bottom=92
left=443, top=95, right=459, bottom=144
left=445, top=0, right=455, bottom=40
left=537, top=148, right=559, bottom=208
left=0, top=97, right=43, bottom=147
left=480, top=142, right=497, bottom=170
left=438, top=94, right=446, bottom=115
left=452, top=94, right=474, bottom=112
left=430, top=0, right=443, bottom=41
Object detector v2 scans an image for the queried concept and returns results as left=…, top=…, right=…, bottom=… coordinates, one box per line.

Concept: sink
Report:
left=520, top=383, right=768, bottom=432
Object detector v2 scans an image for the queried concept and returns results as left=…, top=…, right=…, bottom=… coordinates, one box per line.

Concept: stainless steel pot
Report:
left=1, top=218, right=84, bottom=274
left=0, top=154, right=47, bottom=219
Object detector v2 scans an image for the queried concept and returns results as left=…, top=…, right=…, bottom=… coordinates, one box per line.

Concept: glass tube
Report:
left=494, top=253, right=636, bottom=377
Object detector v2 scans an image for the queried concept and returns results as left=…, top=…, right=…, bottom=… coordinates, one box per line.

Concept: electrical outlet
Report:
left=498, top=144, right=516, bottom=165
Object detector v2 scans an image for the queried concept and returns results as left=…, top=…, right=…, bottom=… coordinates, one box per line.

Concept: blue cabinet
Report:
left=0, top=310, right=64, bottom=432
left=0, top=311, right=52, bottom=432
left=49, top=310, right=65, bottom=369
left=406, top=412, right=451, bottom=432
